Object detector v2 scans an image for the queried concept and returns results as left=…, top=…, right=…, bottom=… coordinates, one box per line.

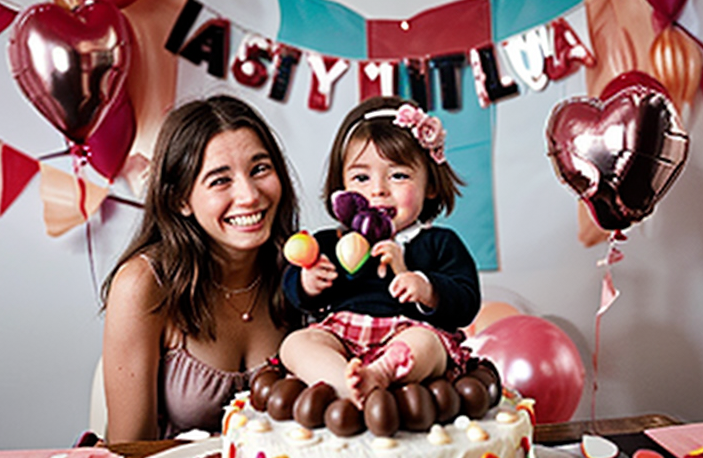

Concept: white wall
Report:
left=1, top=0, right=703, bottom=449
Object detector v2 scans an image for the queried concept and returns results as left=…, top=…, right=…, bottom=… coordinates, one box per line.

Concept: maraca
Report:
left=336, top=231, right=371, bottom=275
left=283, top=230, right=320, bottom=268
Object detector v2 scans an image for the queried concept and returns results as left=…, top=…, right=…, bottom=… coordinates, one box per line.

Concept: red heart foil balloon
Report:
left=85, top=89, right=135, bottom=180
left=546, top=80, right=689, bottom=230
left=599, top=70, right=670, bottom=101
left=8, top=1, right=131, bottom=144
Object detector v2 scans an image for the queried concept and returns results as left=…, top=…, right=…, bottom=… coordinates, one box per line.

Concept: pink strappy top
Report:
left=159, top=334, right=266, bottom=439
left=139, top=254, right=266, bottom=439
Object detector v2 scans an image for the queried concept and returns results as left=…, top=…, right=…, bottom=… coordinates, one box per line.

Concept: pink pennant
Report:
left=0, top=142, right=39, bottom=215
left=0, top=3, right=18, bottom=34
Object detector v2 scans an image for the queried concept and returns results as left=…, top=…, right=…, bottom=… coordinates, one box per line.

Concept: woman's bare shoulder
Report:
left=107, top=254, right=165, bottom=315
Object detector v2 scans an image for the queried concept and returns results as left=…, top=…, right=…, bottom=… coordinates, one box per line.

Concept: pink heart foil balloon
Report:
left=546, top=77, right=688, bottom=230
left=336, top=231, right=370, bottom=275
left=8, top=1, right=132, bottom=144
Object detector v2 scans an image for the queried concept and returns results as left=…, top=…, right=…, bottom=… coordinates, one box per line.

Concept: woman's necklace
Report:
left=215, top=275, right=262, bottom=299
left=215, top=275, right=262, bottom=322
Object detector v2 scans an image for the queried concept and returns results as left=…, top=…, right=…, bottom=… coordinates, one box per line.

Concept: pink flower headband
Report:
left=343, top=104, right=447, bottom=164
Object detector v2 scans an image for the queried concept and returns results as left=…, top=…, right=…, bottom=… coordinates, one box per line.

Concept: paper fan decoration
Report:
left=39, top=163, right=108, bottom=236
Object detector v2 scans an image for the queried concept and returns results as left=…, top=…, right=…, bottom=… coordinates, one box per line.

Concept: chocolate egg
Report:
left=266, top=377, right=307, bottom=421
left=427, top=378, right=461, bottom=423
left=250, top=367, right=284, bottom=411
left=454, top=375, right=490, bottom=418
left=392, top=383, right=436, bottom=432
left=480, top=359, right=503, bottom=404
left=468, top=364, right=502, bottom=408
left=293, top=381, right=338, bottom=429
left=324, top=398, right=364, bottom=437
left=364, top=388, right=400, bottom=437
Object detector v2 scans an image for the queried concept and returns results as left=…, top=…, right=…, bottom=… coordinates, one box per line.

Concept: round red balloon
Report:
left=474, top=315, right=585, bottom=424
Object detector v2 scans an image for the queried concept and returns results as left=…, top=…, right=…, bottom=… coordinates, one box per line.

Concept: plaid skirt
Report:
left=309, top=311, right=472, bottom=381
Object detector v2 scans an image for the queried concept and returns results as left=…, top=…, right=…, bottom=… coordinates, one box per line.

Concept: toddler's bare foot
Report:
left=344, top=341, right=414, bottom=409
left=345, top=358, right=381, bottom=409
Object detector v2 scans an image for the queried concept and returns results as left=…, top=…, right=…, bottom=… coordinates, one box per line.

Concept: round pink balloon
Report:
left=474, top=315, right=585, bottom=424
left=7, top=0, right=132, bottom=143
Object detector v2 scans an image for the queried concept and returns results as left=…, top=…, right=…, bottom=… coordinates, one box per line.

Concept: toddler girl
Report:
left=280, top=96, right=481, bottom=408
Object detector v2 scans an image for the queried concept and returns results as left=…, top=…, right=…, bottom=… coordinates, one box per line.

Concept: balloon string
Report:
left=37, top=149, right=70, bottom=161
left=72, top=148, right=97, bottom=300
left=106, top=194, right=144, bottom=209
left=84, top=218, right=101, bottom=305
left=70, top=145, right=89, bottom=220
left=592, top=309, right=601, bottom=427
left=591, top=231, right=625, bottom=427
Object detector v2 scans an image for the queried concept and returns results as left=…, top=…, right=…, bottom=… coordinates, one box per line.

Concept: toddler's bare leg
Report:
left=345, top=326, right=447, bottom=408
left=390, top=326, right=447, bottom=383
left=280, top=327, right=351, bottom=399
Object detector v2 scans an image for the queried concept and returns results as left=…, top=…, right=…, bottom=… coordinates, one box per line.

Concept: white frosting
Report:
left=222, top=393, right=533, bottom=458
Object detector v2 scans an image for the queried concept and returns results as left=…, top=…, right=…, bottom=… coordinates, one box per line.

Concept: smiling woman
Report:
left=99, top=94, right=302, bottom=443
left=183, top=129, right=283, bottom=254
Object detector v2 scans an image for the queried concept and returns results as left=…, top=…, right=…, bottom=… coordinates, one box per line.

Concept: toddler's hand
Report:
left=301, top=254, right=337, bottom=297
left=371, top=240, right=407, bottom=279
left=389, top=272, right=438, bottom=308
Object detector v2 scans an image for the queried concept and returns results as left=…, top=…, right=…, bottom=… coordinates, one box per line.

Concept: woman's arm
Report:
left=102, top=256, right=166, bottom=443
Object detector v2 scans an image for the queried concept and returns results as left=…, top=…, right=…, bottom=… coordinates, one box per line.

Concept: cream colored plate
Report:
left=147, top=437, right=221, bottom=458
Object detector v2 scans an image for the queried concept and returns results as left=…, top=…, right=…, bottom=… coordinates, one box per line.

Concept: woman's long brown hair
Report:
left=101, top=95, right=300, bottom=339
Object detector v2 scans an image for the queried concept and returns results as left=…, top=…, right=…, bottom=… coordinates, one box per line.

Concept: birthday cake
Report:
left=221, top=360, right=535, bottom=458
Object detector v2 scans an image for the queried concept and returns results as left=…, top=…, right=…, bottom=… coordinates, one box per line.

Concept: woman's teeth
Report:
left=226, top=211, right=263, bottom=227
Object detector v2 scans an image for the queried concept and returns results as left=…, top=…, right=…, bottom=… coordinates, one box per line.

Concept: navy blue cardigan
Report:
left=282, top=226, right=480, bottom=333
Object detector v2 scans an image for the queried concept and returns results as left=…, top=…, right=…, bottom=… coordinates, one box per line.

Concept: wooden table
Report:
left=107, top=413, right=682, bottom=458
left=534, top=413, right=681, bottom=444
